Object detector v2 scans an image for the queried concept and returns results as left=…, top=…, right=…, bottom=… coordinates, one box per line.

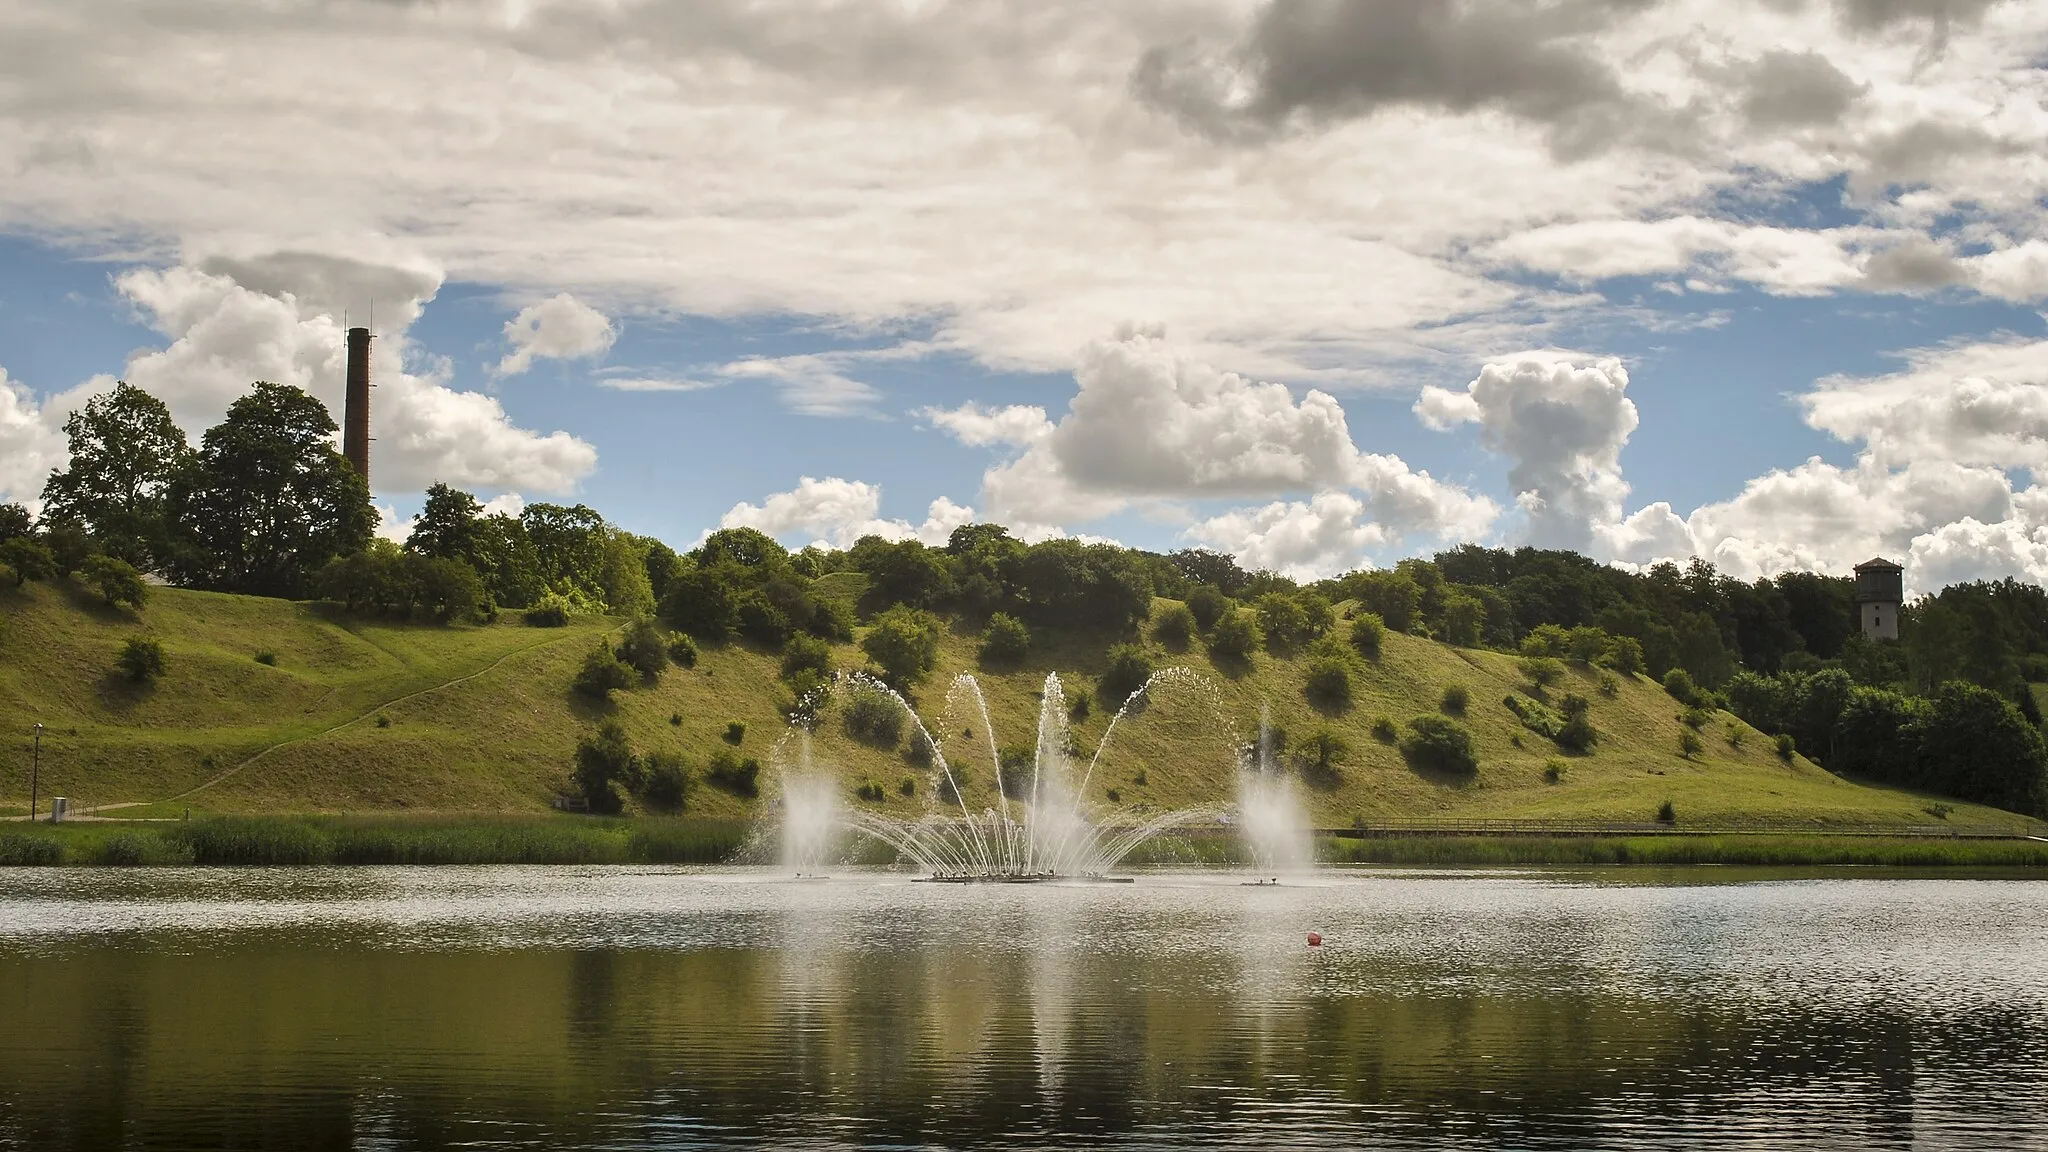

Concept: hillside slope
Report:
left=1, top=579, right=2039, bottom=833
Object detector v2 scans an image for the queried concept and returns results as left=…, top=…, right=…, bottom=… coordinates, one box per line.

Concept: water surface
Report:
left=2, top=866, right=2044, bottom=1149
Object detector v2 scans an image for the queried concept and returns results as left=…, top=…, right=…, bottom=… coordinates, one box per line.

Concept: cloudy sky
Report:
left=2, top=0, right=2046, bottom=592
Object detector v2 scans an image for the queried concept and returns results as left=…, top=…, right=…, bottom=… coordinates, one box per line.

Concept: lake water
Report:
left=1, top=866, right=2045, bottom=1150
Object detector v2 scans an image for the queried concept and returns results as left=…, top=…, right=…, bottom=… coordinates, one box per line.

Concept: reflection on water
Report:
left=2, top=867, right=2046, bottom=1149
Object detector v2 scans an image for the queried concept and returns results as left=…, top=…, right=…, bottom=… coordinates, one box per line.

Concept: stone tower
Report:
left=1854, top=557, right=1903, bottom=641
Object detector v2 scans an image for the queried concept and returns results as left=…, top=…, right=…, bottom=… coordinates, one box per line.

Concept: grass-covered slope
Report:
left=1, top=580, right=2039, bottom=833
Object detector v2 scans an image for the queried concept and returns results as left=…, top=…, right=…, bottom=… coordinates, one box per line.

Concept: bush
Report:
left=1679, top=729, right=1705, bottom=760
left=1098, top=644, right=1155, bottom=710
left=781, top=633, right=834, bottom=682
left=117, top=636, right=165, bottom=683
left=667, top=633, right=699, bottom=668
left=860, top=605, right=943, bottom=688
left=1370, top=716, right=1398, bottom=744
left=1440, top=683, right=1469, bottom=716
left=1068, top=690, right=1091, bottom=722
left=1656, top=799, right=1677, bottom=825
left=526, top=592, right=573, bottom=627
left=1348, top=612, right=1385, bottom=660
left=978, top=612, right=1031, bottom=666
left=1257, top=593, right=1312, bottom=651
left=1207, top=610, right=1259, bottom=664
left=1597, top=671, right=1620, bottom=697
left=82, top=554, right=148, bottom=610
left=898, top=777, right=917, bottom=797
left=844, top=685, right=905, bottom=748
left=1153, top=602, right=1196, bottom=649
left=1187, top=585, right=1232, bottom=632
left=0, top=536, right=57, bottom=586
left=1295, top=727, right=1350, bottom=789
left=723, top=720, right=746, bottom=745
left=1776, top=732, right=1796, bottom=761
left=1400, top=715, right=1478, bottom=775
left=1304, top=656, right=1354, bottom=711
left=855, top=781, right=886, bottom=803
left=255, top=650, right=278, bottom=666
left=573, top=720, right=637, bottom=814
left=572, top=641, right=636, bottom=699
left=706, top=751, right=760, bottom=798
left=1519, top=656, right=1565, bottom=690
left=1678, top=705, right=1712, bottom=729
left=639, top=751, right=690, bottom=812
left=1544, top=759, right=1567, bottom=784
left=1663, top=668, right=1701, bottom=707
left=616, top=616, right=671, bottom=682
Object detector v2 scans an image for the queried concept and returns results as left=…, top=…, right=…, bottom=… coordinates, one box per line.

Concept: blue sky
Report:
left=2, top=0, right=2046, bottom=591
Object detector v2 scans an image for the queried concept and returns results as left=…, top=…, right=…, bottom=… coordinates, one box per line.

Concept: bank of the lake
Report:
left=4, top=814, right=2047, bottom=868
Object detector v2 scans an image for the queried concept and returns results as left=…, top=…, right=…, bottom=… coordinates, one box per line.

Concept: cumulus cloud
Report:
left=1738, top=49, right=1865, bottom=128
left=1800, top=338, right=2048, bottom=470
left=0, top=367, right=71, bottom=512
left=1417, top=356, right=1637, bottom=552
left=496, top=293, right=616, bottom=376
left=717, top=476, right=974, bottom=550
left=1183, top=492, right=1391, bottom=582
left=927, top=333, right=1495, bottom=542
left=113, top=258, right=598, bottom=496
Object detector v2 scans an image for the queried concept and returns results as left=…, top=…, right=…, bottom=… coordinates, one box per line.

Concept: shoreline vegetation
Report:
left=2, top=815, right=2043, bottom=869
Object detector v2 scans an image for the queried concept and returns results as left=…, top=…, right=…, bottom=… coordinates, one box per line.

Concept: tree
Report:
left=844, top=685, right=906, bottom=747
left=1256, top=592, right=1312, bottom=651
left=0, top=537, right=57, bottom=587
left=597, top=531, right=655, bottom=615
left=81, top=554, right=148, bottom=610
left=572, top=640, right=637, bottom=699
left=1153, top=602, right=1195, bottom=649
left=978, top=612, right=1031, bottom=666
left=164, top=382, right=374, bottom=597
left=860, top=605, right=942, bottom=688
left=1098, top=643, right=1155, bottom=710
left=40, top=381, right=191, bottom=568
left=1186, top=585, right=1232, bottom=632
left=0, top=503, right=34, bottom=545
left=405, top=482, right=482, bottom=561
left=1348, top=612, right=1385, bottom=660
left=1304, top=655, right=1353, bottom=712
left=1400, top=715, right=1478, bottom=775
left=1294, top=726, right=1350, bottom=789
left=1520, top=656, right=1565, bottom=690
left=616, top=617, right=672, bottom=681
left=523, top=502, right=610, bottom=599
left=573, top=719, right=637, bottom=813
left=118, top=636, right=165, bottom=683
left=1351, top=570, right=1420, bottom=633
left=660, top=562, right=741, bottom=642
left=1169, top=548, right=1250, bottom=595
left=1441, top=592, right=1484, bottom=647
left=1916, top=682, right=2048, bottom=817
left=1208, top=610, right=1259, bottom=664
left=640, top=751, right=690, bottom=812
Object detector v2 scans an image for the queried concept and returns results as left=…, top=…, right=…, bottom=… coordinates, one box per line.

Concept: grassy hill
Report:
left=2, top=577, right=2041, bottom=835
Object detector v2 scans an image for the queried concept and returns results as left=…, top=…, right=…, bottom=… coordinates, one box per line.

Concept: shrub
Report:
left=1348, top=612, right=1385, bottom=660
left=1656, top=799, right=1677, bottom=825
left=1257, top=593, right=1312, bottom=651
left=1726, top=724, right=1747, bottom=750
left=1304, top=656, right=1354, bottom=711
left=1207, top=610, right=1260, bottom=664
left=1555, top=695, right=1597, bottom=753
left=844, top=685, right=905, bottom=748
left=117, top=636, right=165, bottom=683
left=1370, top=716, right=1398, bottom=744
left=375, top=714, right=391, bottom=728
left=1187, top=585, right=1232, bottom=632
left=667, top=633, right=699, bottom=668
left=782, top=667, right=828, bottom=725
left=1068, top=691, right=1091, bottom=722
left=1544, top=759, right=1567, bottom=784
left=573, top=720, right=637, bottom=814
left=978, top=612, right=1031, bottom=666
left=572, top=641, right=636, bottom=699
left=898, top=777, right=917, bottom=797
left=723, top=720, right=746, bottom=745
left=905, top=731, right=935, bottom=769
left=640, top=751, right=690, bottom=812
left=1440, top=683, right=1469, bottom=716
left=860, top=605, right=942, bottom=688
left=526, top=592, right=573, bottom=627
left=255, top=651, right=278, bottom=666
left=706, top=751, right=760, bottom=798
left=1679, top=730, right=1705, bottom=760
left=781, top=633, right=833, bottom=682
left=1153, top=602, right=1196, bottom=649
left=1679, top=705, right=1712, bottom=729
left=855, top=781, right=886, bottom=803
left=1295, top=727, right=1350, bottom=789
left=1099, top=644, right=1155, bottom=710
left=669, top=712, right=683, bottom=727
left=0, top=536, right=56, bottom=586
left=616, top=616, right=672, bottom=682
left=1518, top=656, right=1565, bottom=690
left=1663, top=668, right=1700, bottom=707
left=82, top=554, right=148, bottom=610
left=1400, top=715, right=1478, bottom=775
left=1776, top=732, right=1796, bottom=761
left=1597, top=671, right=1620, bottom=697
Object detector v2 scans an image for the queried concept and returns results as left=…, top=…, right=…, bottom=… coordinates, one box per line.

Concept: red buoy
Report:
left=1307, top=932, right=1322, bottom=947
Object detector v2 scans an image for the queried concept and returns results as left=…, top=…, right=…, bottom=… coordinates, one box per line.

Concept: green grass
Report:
left=2, top=578, right=2044, bottom=837
left=1321, top=834, right=2048, bottom=867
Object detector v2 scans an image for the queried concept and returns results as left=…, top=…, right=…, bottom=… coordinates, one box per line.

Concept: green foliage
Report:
left=1400, top=714, right=1478, bottom=775
left=1440, top=683, right=1469, bottom=715
left=80, top=553, right=148, bottom=610
left=667, top=633, right=699, bottom=668
left=1098, top=643, right=1155, bottom=710
left=780, top=633, right=834, bottom=682
left=616, top=616, right=672, bottom=681
left=254, top=650, right=278, bottom=666
left=525, top=592, right=573, bottom=627
left=1370, top=716, right=1398, bottom=744
left=1678, top=705, right=1712, bottom=730
left=1597, top=671, right=1620, bottom=697
left=1153, top=602, right=1196, bottom=649
left=117, top=636, right=165, bottom=683
left=1207, top=610, right=1260, bottom=664
left=1256, top=592, right=1313, bottom=651
left=1349, top=570, right=1419, bottom=632
left=705, top=751, right=761, bottom=798
left=0, top=502, right=34, bottom=546
left=844, top=685, right=906, bottom=748
left=316, top=547, right=486, bottom=623
left=1914, top=683, right=2048, bottom=817
left=1440, top=591, right=1484, bottom=647
left=1294, top=726, right=1350, bottom=789
left=1776, top=732, right=1797, bottom=761
left=1303, top=655, right=1353, bottom=711
left=639, top=751, right=690, bottom=812
left=39, top=381, right=191, bottom=569
left=1679, top=729, right=1705, bottom=760
left=1347, top=612, right=1385, bottom=660
left=723, top=721, right=746, bottom=745
left=1519, top=655, right=1565, bottom=689
left=0, top=536, right=57, bottom=586
left=572, top=640, right=636, bottom=699
left=860, top=605, right=943, bottom=688
left=1186, top=585, right=1232, bottom=632
left=978, top=612, right=1031, bottom=666
left=1657, top=799, right=1677, bottom=824
left=1662, top=668, right=1701, bottom=707
left=1068, top=690, right=1091, bottom=722
left=1544, top=759, right=1567, bottom=784
left=855, top=781, right=886, bottom=803
left=572, top=719, right=636, bottom=814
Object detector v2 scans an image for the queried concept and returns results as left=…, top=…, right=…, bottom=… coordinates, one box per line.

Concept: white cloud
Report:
left=917, top=402, right=1052, bottom=448
left=717, top=476, right=973, bottom=550
left=715, top=355, right=881, bottom=417
left=1418, top=356, right=1638, bottom=553
left=112, top=260, right=598, bottom=496
left=1907, top=516, right=2048, bottom=590
left=479, top=492, right=527, bottom=519
left=0, top=367, right=71, bottom=513
left=1183, top=492, right=1390, bottom=582
left=1800, top=338, right=2048, bottom=469
left=374, top=504, right=410, bottom=545
left=496, top=293, right=617, bottom=376
left=596, top=377, right=720, bottom=393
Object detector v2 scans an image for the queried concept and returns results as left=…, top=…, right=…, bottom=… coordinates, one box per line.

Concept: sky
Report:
left=1, top=0, right=2046, bottom=595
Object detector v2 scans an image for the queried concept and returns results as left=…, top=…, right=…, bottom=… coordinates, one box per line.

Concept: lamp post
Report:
left=29, top=723, right=42, bottom=823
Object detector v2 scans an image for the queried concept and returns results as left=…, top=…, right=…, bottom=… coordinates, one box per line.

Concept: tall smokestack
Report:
left=343, top=326, right=371, bottom=483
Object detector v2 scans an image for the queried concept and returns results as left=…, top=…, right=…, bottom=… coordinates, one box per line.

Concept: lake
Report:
left=2, top=866, right=2045, bottom=1149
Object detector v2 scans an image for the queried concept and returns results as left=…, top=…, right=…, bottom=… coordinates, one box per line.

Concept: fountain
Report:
left=1234, top=706, right=1313, bottom=882
left=770, top=669, right=1231, bottom=881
